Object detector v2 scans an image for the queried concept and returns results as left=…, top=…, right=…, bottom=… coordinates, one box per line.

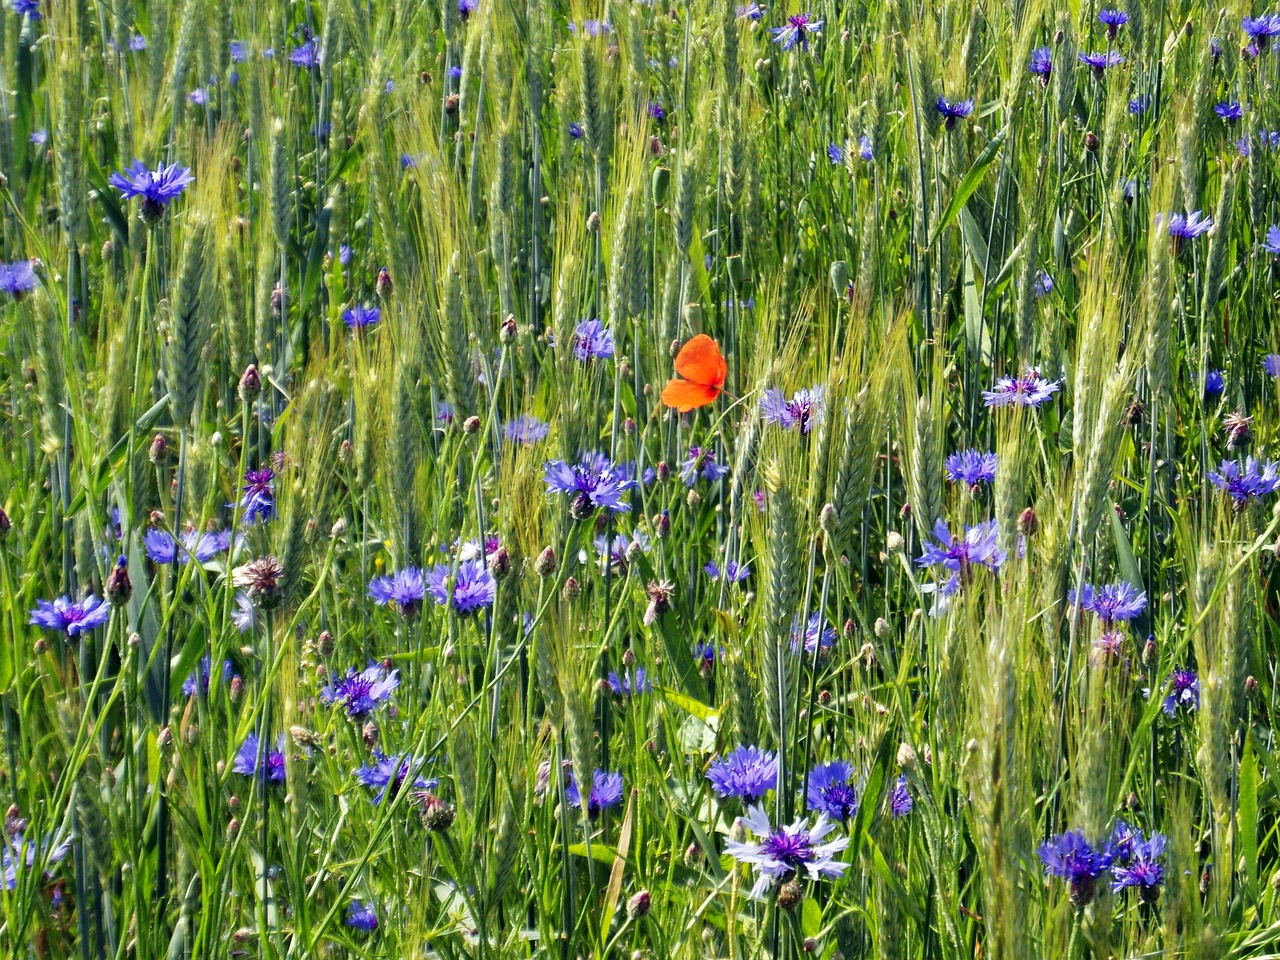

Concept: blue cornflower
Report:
left=1163, top=669, right=1200, bottom=714
left=1079, top=51, right=1124, bottom=77
left=917, top=519, right=1005, bottom=573
left=568, top=121, right=585, bottom=140
left=354, top=753, right=437, bottom=804
left=342, top=304, right=381, bottom=329
left=188, top=87, right=209, bottom=105
left=1209, top=457, right=1280, bottom=503
left=725, top=805, right=850, bottom=900
left=321, top=663, right=400, bottom=719
left=29, top=595, right=111, bottom=637
left=705, top=560, right=751, bottom=583
left=504, top=415, right=550, bottom=445
left=232, top=734, right=287, bottom=783
left=143, top=528, right=233, bottom=564
left=1029, top=46, right=1053, bottom=82
left=858, top=135, right=874, bottom=160
left=346, top=901, right=379, bottom=933
left=791, top=612, right=837, bottom=655
left=289, top=39, right=321, bottom=67
left=239, top=468, right=275, bottom=523
left=982, top=370, right=1060, bottom=407
left=11, top=0, right=38, bottom=17
left=368, top=567, right=427, bottom=614
left=594, top=529, right=650, bottom=570
left=736, top=3, right=765, bottom=19
left=230, top=40, right=247, bottom=62
left=182, top=656, right=235, bottom=696
left=771, top=14, right=823, bottom=52
left=573, top=319, right=614, bottom=360
left=2, top=832, right=70, bottom=891
left=1110, top=828, right=1166, bottom=900
left=457, top=0, right=477, bottom=20
left=707, top=746, right=778, bottom=802
left=567, top=19, right=611, bottom=37
left=944, top=450, right=997, bottom=486
left=1203, top=369, right=1226, bottom=398
left=759, top=386, right=824, bottom=433
left=693, top=642, right=724, bottom=673
left=107, top=160, right=194, bottom=221
left=566, top=769, right=624, bottom=818
left=606, top=668, right=651, bottom=697
left=0, top=260, right=38, bottom=300
left=679, top=446, right=730, bottom=485
left=1243, top=14, right=1280, bottom=45
left=1263, top=226, right=1280, bottom=256
left=1264, top=353, right=1280, bottom=377
left=338, top=243, right=353, bottom=265
left=806, top=760, right=859, bottom=821
left=544, top=452, right=635, bottom=517
left=425, top=559, right=496, bottom=615
left=1161, top=210, right=1214, bottom=248
left=1034, top=270, right=1054, bottom=297
left=648, top=99, right=665, bottom=123
left=1098, top=9, right=1129, bottom=37
left=1038, top=830, right=1111, bottom=905
left=29, top=129, right=47, bottom=145
left=889, top=774, right=913, bottom=817
left=827, top=143, right=845, bottom=164
left=935, top=95, right=975, bottom=130
left=1129, top=94, right=1151, bottom=115
left=1215, top=101, right=1244, bottom=123
left=128, top=34, right=147, bottom=50
left=1068, top=581, right=1147, bottom=627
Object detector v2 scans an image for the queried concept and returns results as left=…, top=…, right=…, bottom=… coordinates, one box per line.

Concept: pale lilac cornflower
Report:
left=707, top=746, right=778, bottom=802
left=806, top=760, right=859, bottom=821
left=321, top=663, right=400, bottom=719
left=1264, top=353, right=1280, bottom=377
left=544, top=452, right=635, bottom=517
left=367, top=567, right=427, bottom=614
left=1208, top=457, right=1280, bottom=503
left=29, top=595, right=111, bottom=637
left=935, top=96, right=975, bottom=130
left=2, top=833, right=70, bottom=891
left=736, top=3, right=765, bottom=19
left=594, top=529, right=650, bottom=570
left=566, top=769, right=624, bottom=818
left=1163, top=669, right=1199, bottom=714
left=679, top=446, right=730, bottom=485
left=354, top=753, right=436, bottom=804
left=982, top=370, right=1060, bottom=407
left=504, top=414, right=550, bottom=445
left=1067, top=581, right=1147, bottom=627
left=917, top=519, right=1005, bottom=575
left=143, top=529, right=233, bottom=564
left=858, top=135, right=874, bottom=160
left=705, top=559, right=750, bottom=583
left=573, top=319, right=614, bottom=361
left=1038, top=830, right=1111, bottom=905
left=1033, top=270, right=1054, bottom=297
left=1263, top=226, right=1280, bottom=256
left=725, top=805, right=850, bottom=900
left=759, top=386, right=824, bottom=433
left=29, top=129, right=47, bottom=145
left=1078, top=51, right=1125, bottom=77
left=944, top=450, right=997, bottom=486
left=771, top=14, right=823, bottom=52
left=425, top=559, right=496, bottom=615
left=230, top=40, right=247, bottom=62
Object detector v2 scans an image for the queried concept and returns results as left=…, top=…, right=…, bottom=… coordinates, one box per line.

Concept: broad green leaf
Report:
left=926, top=127, right=1007, bottom=249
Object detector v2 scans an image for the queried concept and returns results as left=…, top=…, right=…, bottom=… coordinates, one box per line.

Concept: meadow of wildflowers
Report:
left=5, top=0, right=1280, bottom=957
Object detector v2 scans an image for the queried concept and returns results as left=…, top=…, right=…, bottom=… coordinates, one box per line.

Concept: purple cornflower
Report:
left=321, top=664, right=399, bottom=719
left=1098, top=9, right=1129, bottom=37
left=1129, top=95, right=1151, bottom=115
left=944, top=450, right=997, bottom=486
left=708, top=746, right=778, bottom=802
left=425, top=559, right=496, bottom=615
left=771, top=14, right=823, bottom=52
left=679, top=446, right=730, bottom=485
left=182, top=656, right=235, bottom=697
left=647, top=100, right=665, bottom=123
left=736, top=3, right=765, bottom=20
left=1110, top=829, right=1166, bottom=900
left=354, top=753, right=436, bottom=804
left=566, top=769, right=624, bottom=818
left=1029, top=46, right=1053, bottom=82
left=917, top=519, right=1005, bottom=575
left=568, top=122, right=585, bottom=140
left=935, top=96, right=975, bottom=130
left=759, top=386, right=824, bottom=433
left=143, top=529, right=233, bottom=564
left=1078, top=51, right=1125, bottom=77
left=289, top=39, right=321, bottom=67
left=606, top=668, right=651, bottom=697
left=982, top=370, right=1060, bottom=407
left=2, top=832, right=70, bottom=891
left=239, top=468, right=275, bottom=523
left=342, top=304, right=381, bottom=330
left=29, top=595, right=110, bottom=637
left=573, top=319, right=614, bottom=360
left=567, top=19, right=611, bottom=37
left=806, top=761, right=859, bottom=821
left=457, top=0, right=477, bottom=21
left=1203, top=369, right=1226, bottom=399
left=11, top=0, right=38, bottom=16
left=726, top=805, right=849, bottom=900
left=889, top=774, right=913, bottom=817
left=504, top=415, right=550, bottom=445
left=705, top=559, right=751, bottom=583
left=1263, top=226, right=1280, bottom=256
left=1034, top=270, right=1054, bottom=297
left=107, top=160, right=194, bottom=221
left=1208, top=457, right=1280, bottom=503
left=791, top=612, right=837, bottom=655
left=1038, top=830, right=1111, bottom=905
left=338, top=243, right=353, bottom=265
left=368, top=567, right=427, bottom=614
left=1067, top=581, right=1147, bottom=627
left=1215, top=101, right=1244, bottom=124
left=437, top=402, right=456, bottom=425
left=1163, top=669, right=1200, bottom=714
left=346, top=901, right=379, bottom=933
left=232, top=734, right=286, bottom=783
left=1263, top=353, right=1280, bottom=377
left=544, top=452, right=635, bottom=517
left=0, top=260, right=38, bottom=300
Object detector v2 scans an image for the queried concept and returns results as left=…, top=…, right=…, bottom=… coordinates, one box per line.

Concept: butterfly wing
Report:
left=673, top=334, right=727, bottom=388
left=661, top=379, right=721, bottom=412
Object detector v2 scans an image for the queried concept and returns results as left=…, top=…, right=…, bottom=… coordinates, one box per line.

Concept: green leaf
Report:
left=926, top=127, right=1007, bottom=250
left=1241, top=735, right=1259, bottom=894
left=661, top=687, right=719, bottom=723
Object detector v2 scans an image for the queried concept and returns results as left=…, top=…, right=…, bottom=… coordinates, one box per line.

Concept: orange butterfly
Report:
left=661, top=334, right=727, bottom=412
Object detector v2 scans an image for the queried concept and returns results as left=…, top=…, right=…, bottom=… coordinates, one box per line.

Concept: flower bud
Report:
left=499, top=314, right=517, bottom=343
left=1246, top=675, right=1259, bottom=699
left=776, top=879, right=803, bottom=911
left=656, top=462, right=670, bottom=483
left=535, top=547, right=557, bottom=578
left=149, top=433, right=168, bottom=465
left=420, top=794, right=456, bottom=832
left=239, top=364, right=261, bottom=403
left=562, top=577, right=580, bottom=601
left=885, top=531, right=904, bottom=552
left=106, top=556, right=132, bottom=605
left=0, top=507, right=11, bottom=540
left=376, top=266, right=393, bottom=299
left=626, top=890, right=651, bottom=920
left=1018, top=507, right=1039, bottom=537
left=874, top=617, right=891, bottom=639
left=463, top=415, right=482, bottom=435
